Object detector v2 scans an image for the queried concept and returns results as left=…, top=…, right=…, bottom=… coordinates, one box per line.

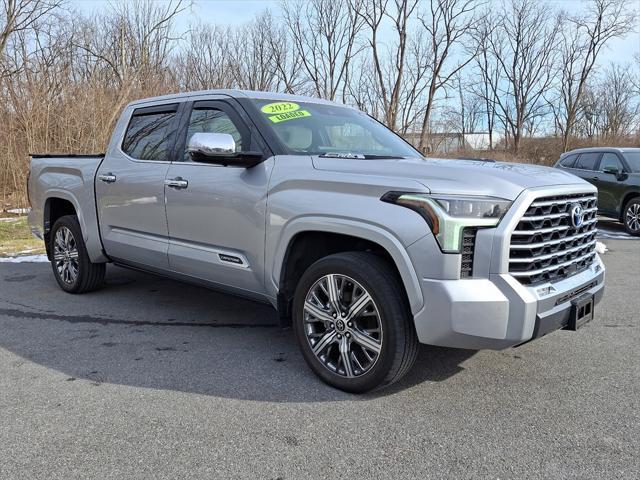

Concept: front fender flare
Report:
left=270, top=216, right=425, bottom=315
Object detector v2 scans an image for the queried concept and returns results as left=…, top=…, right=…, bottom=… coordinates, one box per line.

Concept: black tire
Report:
left=622, top=197, right=640, bottom=236
left=293, top=251, right=418, bottom=393
left=49, top=215, right=106, bottom=293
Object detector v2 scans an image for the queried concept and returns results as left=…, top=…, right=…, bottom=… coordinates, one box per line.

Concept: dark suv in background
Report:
left=555, top=147, right=640, bottom=236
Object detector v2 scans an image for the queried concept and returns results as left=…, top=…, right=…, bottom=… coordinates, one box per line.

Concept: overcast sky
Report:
left=73, top=0, right=639, bottom=65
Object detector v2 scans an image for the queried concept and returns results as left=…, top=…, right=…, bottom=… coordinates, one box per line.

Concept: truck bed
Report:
left=27, top=153, right=107, bottom=263
left=29, top=153, right=105, bottom=159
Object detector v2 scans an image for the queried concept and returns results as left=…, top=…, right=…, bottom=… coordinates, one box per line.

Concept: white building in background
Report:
left=463, top=133, right=505, bottom=151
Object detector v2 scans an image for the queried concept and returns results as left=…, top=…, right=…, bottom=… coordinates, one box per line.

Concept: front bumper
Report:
left=409, top=184, right=605, bottom=350
left=412, top=255, right=605, bottom=349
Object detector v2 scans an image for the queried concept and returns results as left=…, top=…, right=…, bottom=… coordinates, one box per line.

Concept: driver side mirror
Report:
left=186, top=132, right=263, bottom=168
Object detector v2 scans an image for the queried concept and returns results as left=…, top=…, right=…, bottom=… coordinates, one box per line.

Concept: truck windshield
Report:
left=624, top=152, right=640, bottom=172
left=250, top=99, right=421, bottom=159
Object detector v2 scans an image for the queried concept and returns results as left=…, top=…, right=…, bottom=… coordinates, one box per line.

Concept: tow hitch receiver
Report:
left=567, top=294, right=594, bottom=330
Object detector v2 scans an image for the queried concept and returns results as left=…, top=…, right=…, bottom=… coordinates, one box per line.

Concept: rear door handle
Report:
left=164, top=177, right=189, bottom=189
left=98, top=173, right=117, bottom=183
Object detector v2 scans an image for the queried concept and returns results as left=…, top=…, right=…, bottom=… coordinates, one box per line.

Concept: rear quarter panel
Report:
left=28, top=156, right=107, bottom=263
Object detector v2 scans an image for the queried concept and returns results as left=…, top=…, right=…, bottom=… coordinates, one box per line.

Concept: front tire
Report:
left=50, top=215, right=106, bottom=293
left=293, top=252, right=418, bottom=393
left=623, top=197, right=640, bottom=236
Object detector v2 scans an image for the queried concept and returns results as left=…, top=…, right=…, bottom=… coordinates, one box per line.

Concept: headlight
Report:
left=382, top=192, right=512, bottom=252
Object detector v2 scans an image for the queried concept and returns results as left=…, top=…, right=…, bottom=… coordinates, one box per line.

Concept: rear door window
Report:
left=122, top=105, right=178, bottom=161
left=559, top=154, right=578, bottom=168
left=574, top=152, right=601, bottom=171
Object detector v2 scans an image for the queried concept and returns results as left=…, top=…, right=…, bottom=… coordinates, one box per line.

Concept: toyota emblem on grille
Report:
left=570, top=204, right=585, bottom=228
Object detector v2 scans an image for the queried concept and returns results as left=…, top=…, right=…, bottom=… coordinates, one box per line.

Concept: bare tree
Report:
left=575, top=85, right=600, bottom=139
left=263, top=13, right=304, bottom=94
left=347, top=56, right=382, bottom=116
left=555, top=0, right=637, bottom=151
left=396, top=30, right=431, bottom=135
left=598, top=64, right=640, bottom=138
left=486, top=0, right=561, bottom=154
left=469, top=12, right=500, bottom=149
left=632, top=52, right=640, bottom=96
left=0, top=0, right=65, bottom=78
left=178, top=22, right=232, bottom=91
left=230, top=12, right=276, bottom=91
left=75, top=0, right=187, bottom=89
left=282, top=0, right=365, bottom=101
left=417, top=0, right=485, bottom=152
left=357, top=0, right=419, bottom=130
left=454, top=72, right=481, bottom=137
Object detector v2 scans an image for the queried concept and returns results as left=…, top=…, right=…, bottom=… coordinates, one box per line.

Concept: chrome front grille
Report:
left=509, top=193, right=598, bottom=285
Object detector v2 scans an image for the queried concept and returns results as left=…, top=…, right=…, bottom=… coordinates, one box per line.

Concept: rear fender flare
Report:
left=43, top=189, right=107, bottom=263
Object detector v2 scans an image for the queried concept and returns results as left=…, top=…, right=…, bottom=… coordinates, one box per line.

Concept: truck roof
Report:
left=127, top=89, right=347, bottom=109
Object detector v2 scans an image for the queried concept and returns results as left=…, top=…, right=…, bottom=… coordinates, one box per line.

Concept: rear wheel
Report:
left=293, top=252, right=418, bottom=393
left=623, top=197, right=640, bottom=236
left=50, top=215, right=105, bottom=293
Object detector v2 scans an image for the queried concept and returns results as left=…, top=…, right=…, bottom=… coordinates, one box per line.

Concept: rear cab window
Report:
left=121, top=104, right=179, bottom=161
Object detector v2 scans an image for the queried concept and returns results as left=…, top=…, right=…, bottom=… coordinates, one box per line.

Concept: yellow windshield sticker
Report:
left=268, top=110, right=311, bottom=123
left=261, top=102, right=300, bottom=114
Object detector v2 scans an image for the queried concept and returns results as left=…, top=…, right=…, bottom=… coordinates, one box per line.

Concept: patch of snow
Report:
left=595, top=241, right=608, bottom=254
left=0, top=254, right=48, bottom=263
left=5, top=208, right=30, bottom=214
left=0, top=217, right=20, bottom=222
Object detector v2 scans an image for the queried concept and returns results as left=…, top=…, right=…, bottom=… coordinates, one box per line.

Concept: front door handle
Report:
left=98, top=173, right=117, bottom=183
left=164, top=177, right=189, bottom=189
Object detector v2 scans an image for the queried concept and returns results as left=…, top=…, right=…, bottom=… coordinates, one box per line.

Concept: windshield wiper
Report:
left=318, top=152, right=405, bottom=160
left=362, top=154, right=406, bottom=159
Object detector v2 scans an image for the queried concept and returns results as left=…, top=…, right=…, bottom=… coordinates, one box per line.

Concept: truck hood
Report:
left=312, top=156, right=588, bottom=200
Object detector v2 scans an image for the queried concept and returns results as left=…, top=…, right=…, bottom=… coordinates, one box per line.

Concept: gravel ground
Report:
left=0, top=239, right=638, bottom=479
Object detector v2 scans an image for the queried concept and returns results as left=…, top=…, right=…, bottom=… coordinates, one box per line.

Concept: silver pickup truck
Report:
left=28, top=90, right=605, bottom=392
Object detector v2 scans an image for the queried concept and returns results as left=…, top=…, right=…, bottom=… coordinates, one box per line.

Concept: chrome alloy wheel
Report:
left=626, top=203, right=640, bottom=232
left=53, top=226, right=79, bottom=284
left=303, top=274, right=383, bottom=378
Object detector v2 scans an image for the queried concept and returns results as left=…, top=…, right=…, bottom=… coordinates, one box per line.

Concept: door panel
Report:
left=592, top=153, right=627, bottom=215
left=165, top=160, right=273, bottom=294
left=165, top=100, right=272, bottom=295
left=96, top=157, right=170, bottom=267
left=96, top=104, right=180, bottom=269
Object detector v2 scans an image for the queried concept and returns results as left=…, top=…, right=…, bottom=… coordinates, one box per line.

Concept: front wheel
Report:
left=50, top=215, right=106, bottom=293
left=293, top=252, right=418, bottom=393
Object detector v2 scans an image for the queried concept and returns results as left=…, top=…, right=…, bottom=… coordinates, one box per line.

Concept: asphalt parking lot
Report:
left=0, top=238, right=638, bottom=479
